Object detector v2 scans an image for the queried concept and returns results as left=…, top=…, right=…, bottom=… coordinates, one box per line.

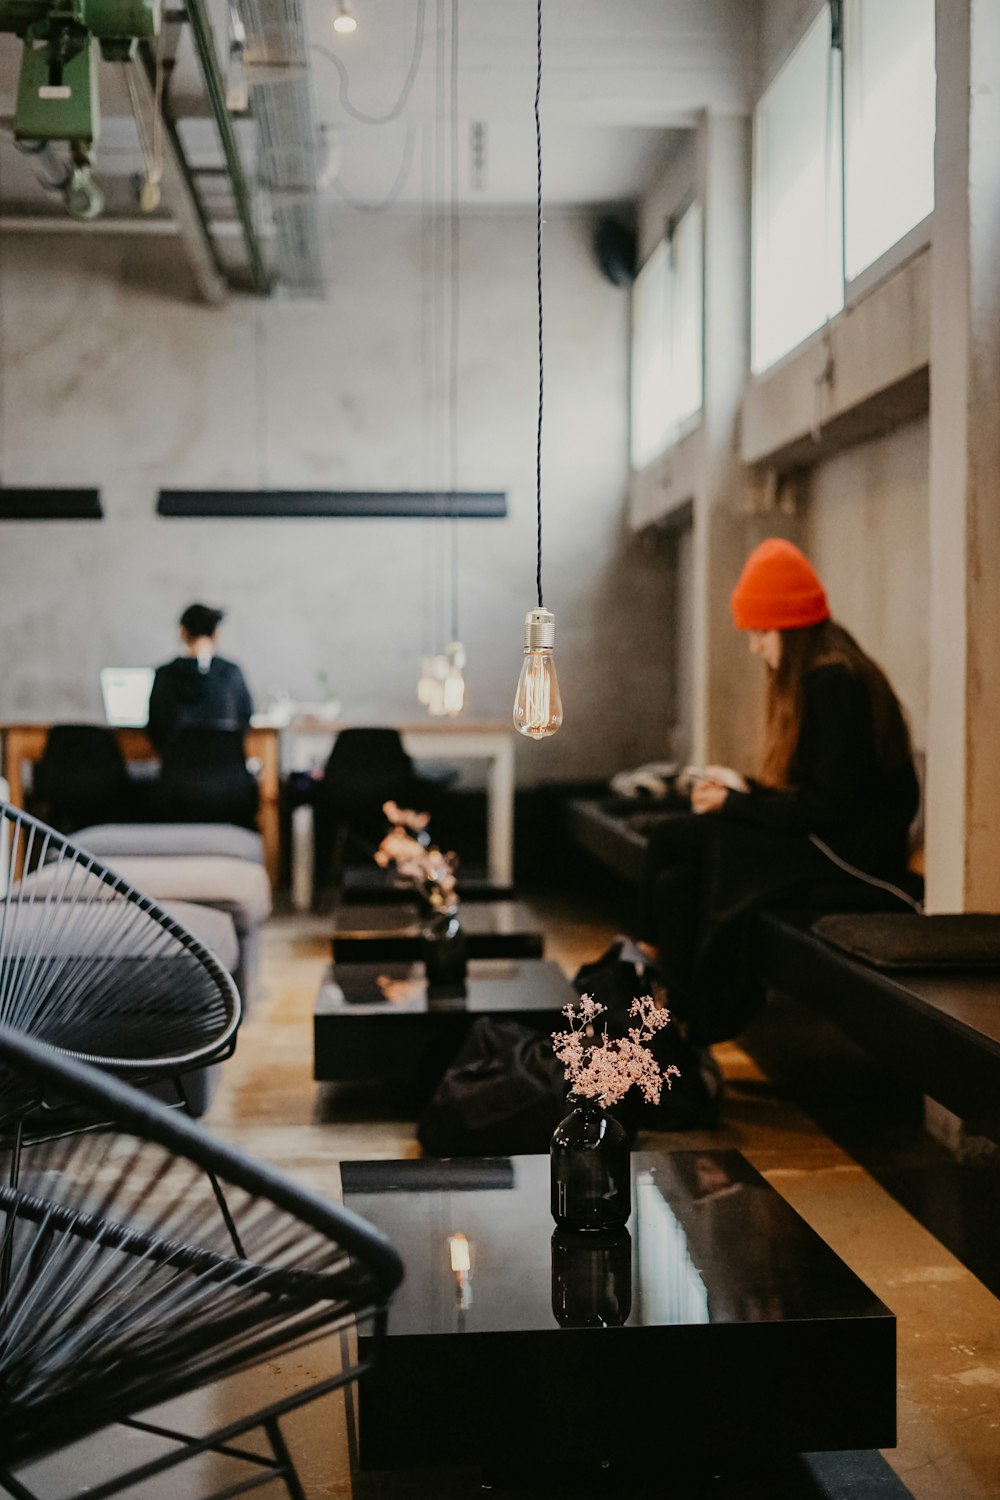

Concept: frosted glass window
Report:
left=668, top=202, right=703, bottom=429
left=843, top=0, right=935, bottom=281
left=752, top=8, right=843, bottom=373
left=630, top=240, right=670, bottom=471
left=630, top=205, right=703, bottom=472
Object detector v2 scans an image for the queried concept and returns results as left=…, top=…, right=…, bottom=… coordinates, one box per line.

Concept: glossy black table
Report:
left=341, top=1151, right=895, bottom=1478
left=339, top=866, right=515, bottom=905
left=313, top=957, right=574, bottom=1086
left=331, top=900, right=544, bottom=964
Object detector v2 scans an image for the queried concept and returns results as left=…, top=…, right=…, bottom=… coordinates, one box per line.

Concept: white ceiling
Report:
left=307, top=0, right=757, bottom=208
left=0, top=0, right=756, bottom=213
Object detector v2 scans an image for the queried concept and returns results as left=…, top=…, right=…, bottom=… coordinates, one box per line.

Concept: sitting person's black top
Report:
left=147, top=656, right=253, bottom=753
left=719, top=663, right=919, bottom=876
left=641, top=663, right=919, bottom=1045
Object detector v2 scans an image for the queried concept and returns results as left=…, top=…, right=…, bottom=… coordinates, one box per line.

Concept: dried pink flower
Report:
left=552, top=994, right=678, bottom=1108
left=376, top=808, right=459, bottom=911
left=382, top=801, right=431, bottom=834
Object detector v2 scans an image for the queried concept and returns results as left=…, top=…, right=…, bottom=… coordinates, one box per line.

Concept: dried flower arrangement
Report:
left=374, top=801, right=459, bottom=912
left=552, top=994, right=678, bottom=1109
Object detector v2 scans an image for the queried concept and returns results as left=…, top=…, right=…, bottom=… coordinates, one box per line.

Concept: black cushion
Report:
left=812, top=912, right=1000, bottom=971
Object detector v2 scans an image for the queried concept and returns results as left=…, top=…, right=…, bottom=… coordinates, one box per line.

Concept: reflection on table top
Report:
left=341, top=1151, right=891, bottom=1338
left=316, top=958, right=574, bottom=1017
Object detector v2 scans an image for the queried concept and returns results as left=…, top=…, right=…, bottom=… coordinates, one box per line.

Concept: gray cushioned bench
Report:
left=757, top=911, right=1000, bottom=1145
left=74, top=825, right=271, bottom=1004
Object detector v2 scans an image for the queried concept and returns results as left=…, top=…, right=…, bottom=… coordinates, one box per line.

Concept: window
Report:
left=630, top=204, right=704, bottom=472
left=670, top=203, right=704, bottom=429
left=752, top=0, right=936, bottom=374
left=630, top=241, right=670, bottom=471
left=752, top=7, right=842, bottom=374
left=843, top=0, right=935, bottom=282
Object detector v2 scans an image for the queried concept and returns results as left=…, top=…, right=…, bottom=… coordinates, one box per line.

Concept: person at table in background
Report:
left=147, top=603, right=253, bottom=753
left=640, top=538, right=920, bottom=1047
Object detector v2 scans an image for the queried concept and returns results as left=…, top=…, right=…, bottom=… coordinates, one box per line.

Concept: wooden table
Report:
left=0, top=723, right=281, bottom=886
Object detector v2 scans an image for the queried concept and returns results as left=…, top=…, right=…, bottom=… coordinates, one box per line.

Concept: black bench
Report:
left=757, top=910, right=1000, bottom=1145
left=562, top=796, right=679, bottom=886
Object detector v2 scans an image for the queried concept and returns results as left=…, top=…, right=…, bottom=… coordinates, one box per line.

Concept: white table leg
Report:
left=292, top=803, right=314, bottom=912
left=487, top=739, right=516, bottom=887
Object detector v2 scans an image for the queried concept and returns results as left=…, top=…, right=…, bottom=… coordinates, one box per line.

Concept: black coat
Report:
left=147, top=656, right=253, bottom=753
left=645, top=664, right=920, bottom=1042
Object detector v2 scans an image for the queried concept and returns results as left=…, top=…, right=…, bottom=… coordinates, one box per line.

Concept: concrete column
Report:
left=926, top=0, right=1000, bottom=911
left=691, top=111, right=757, bottom=768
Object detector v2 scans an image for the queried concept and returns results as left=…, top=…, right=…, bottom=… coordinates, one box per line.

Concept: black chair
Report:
left=0, top=1024, right=404, bottom=1500
left=312, top=728, right=422, bottom=897
left=155, top=727, right=259, bottom=830
left=32, top=724, right=134, bottom=832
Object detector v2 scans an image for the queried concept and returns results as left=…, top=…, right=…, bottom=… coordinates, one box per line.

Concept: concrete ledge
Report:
left=742, top=248, right=930, bottom=473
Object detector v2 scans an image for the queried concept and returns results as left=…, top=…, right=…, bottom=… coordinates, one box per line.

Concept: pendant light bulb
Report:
left=443, top=640, right=467, bottom=717
left=513, top=608, right=562, bottom=739
left=333, top=4, right=357, bottom=33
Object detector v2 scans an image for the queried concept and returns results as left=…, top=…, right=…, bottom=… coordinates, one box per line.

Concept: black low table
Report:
left=342, top=1151, right=895, bottom=1479
left=339, top=866, right=515, bottom=905
left=313, top=957, right=574, bottom=1086
left=331, top=900, right=544, bottom=964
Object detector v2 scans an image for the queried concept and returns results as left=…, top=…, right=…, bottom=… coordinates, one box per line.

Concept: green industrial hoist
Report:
left=0, top=0, right=161, bottom=216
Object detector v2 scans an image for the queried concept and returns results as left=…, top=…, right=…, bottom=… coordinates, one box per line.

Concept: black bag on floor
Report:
left=573, top=938, right=721, bottom=1131
left=417, top=1018, right=569, bottom=1156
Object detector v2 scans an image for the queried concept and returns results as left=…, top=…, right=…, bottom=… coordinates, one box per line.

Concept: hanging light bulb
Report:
left=513, top=608, right=562, bottom=740
left=443, top=640, right=466, bottom=716
left=333, top=3, right=357, bottom=34
left=513, top=2, right=563, bottom=741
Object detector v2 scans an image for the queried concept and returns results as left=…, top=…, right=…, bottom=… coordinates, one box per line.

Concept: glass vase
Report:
left=420, top=908, right=468, bottom=997
left=550, top=1095, right=631, bottom=1231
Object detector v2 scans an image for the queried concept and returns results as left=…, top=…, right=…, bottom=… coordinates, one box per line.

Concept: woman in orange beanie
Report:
left=639, top=538, right=919, bottom=1048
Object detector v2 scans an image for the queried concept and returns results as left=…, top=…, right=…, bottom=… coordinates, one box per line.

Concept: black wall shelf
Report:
left=157, top=490, right=507, bottom=519
left=0, top=489, right=103, bottom=520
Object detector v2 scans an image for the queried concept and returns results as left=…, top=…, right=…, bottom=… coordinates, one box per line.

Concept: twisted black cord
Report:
left=534, top=0, right=544, bottom=610
left=449, top=0, right=460, bottom=643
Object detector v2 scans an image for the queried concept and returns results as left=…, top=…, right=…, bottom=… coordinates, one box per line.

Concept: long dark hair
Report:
left=759, top=620, right=912, bottom=789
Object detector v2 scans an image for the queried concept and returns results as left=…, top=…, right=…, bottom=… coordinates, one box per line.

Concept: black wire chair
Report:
left=0, top=1025, right=404, bottom=1500
left=0, top=802, right=240, bottom=1086
left=0, top=802, right=242, bottom=1240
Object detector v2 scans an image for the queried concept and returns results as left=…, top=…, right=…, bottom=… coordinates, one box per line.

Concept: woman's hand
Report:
left=703, top=765, right=749, bottom=793
left=691, top=766, right=749, bottom=815
left=691, top=780, right=729, bottom=814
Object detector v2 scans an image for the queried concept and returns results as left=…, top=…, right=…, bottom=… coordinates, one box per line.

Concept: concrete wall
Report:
left=803, top=415, right=930, bottom=753
left=0, top=211, right=680, bottom=783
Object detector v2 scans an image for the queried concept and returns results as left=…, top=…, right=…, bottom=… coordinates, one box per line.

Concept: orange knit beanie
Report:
left=730, top=539, right=830, bottom=631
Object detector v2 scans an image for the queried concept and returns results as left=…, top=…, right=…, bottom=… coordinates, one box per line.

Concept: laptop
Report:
left=100, top=667, right=155, bottom=728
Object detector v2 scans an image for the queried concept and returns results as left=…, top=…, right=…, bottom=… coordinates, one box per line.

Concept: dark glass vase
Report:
left=551, top=1225, right=632, bottom=1327
left=420, top=908, right=468, bottom=997
left=550, top=1096, right=631, bottom=1230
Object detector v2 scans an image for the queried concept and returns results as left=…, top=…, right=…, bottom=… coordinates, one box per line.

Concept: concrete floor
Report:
left=8, top=889, right=1000, bottom=1499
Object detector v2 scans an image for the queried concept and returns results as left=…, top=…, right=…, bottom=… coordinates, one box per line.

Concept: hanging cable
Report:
left=448, top=0, right=460, bottom=644
left=123, top=27, right=167, bottom=211
left=0, top=135, right=6, bottom=486
left=311, top=0, right=427, bottom=126
left=330, top=126, right=417, bottom=213
left=533, top=0, right=544, bottom=609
